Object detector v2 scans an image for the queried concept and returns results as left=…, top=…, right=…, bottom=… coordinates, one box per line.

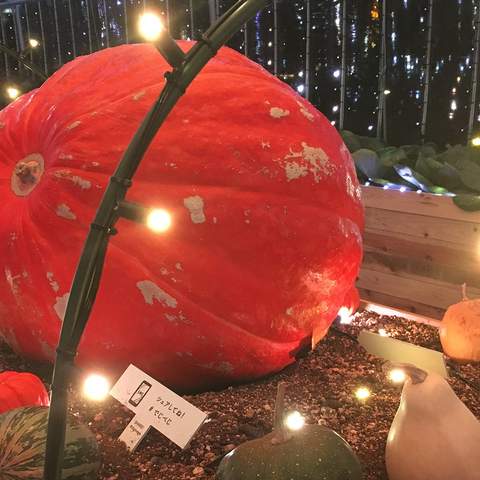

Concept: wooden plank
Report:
left=357, top=268, right=480, bottom=310
left=363, top=230, right=480, bottom=271
left=365, top=206, right=480, bottom=249
left=359, top=289, right=445, bottom=320
left=362, top=248, right=480, bottom=287
left=361, top=186, right=480, bottom=223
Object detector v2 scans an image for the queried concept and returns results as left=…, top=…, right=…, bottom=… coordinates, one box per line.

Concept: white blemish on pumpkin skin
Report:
left=59, top=153, right=73, bottom=161
left=46, top=272, right=60, bottom=292
left=137, top=280, right=178, bottom=308
left=297, top=101, right=315, bottom=121
left=132, top=90, right=146, bottom=101
left=200, top=362, right=234, bottom=374
left=285, top=162, right=308, bottom=181
left=66, top=120, right=81, bottom=130
left=175, top=263, right=183, bottom=271
left=283, top=143, right=334, bottom=182
left=71, top=176, right=91, bottom=189
left=261, top=141, right=271, bottom=149
left=91, top=162, right=100, bottom=167
left=183, top=196, right=206, bottom=224
left=213, top=217, right=218, bottom=224
left=286, top=307, right=294, bottom=316
left=4, top=268, right=20, bottom=294
left=270, top=107, right=290, bottom=119
left=56, top=204, right=76, bottom=220
left=54, top=292, right=70, bottom=321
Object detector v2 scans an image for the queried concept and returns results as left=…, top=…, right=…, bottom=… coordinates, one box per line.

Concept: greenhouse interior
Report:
left=0, top=1, right=479, bottom=479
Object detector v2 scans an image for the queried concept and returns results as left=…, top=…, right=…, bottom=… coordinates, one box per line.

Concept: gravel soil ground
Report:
left=1, top=309, right=478, bottom=480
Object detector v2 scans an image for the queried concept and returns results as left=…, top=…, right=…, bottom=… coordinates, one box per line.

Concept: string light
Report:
left=471, top=136, right=480, bottom=147
left=138, top=12, right=164, bottom=41
left=284, top=411, right=305, bottom=431
left=28, top=38, right=40, bottom=48
left=355, top=386, right=371, bottom=401
left=146, top=208, right=172, bottom=233
left=388, top=368, right=407, bottom=384
left=6, top=86, right=20, bottom=100
left=337, top=306, right=353, bottom=324
left=83, top=374, right=111, bottom=401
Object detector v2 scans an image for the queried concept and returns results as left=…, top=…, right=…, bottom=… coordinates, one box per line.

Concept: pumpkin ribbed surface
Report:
left=0, top=371, right=49, bottom=414
left=0, top=406, right=100, bottom=480
left=0, top=42, right=363, bottom=390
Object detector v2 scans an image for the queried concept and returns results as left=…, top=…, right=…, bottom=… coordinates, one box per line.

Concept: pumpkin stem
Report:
left=462, top=283, right=469, bottom=301
left=11, top=154, right=44, bottom=197
left=271, top=382, right=292, bottom=445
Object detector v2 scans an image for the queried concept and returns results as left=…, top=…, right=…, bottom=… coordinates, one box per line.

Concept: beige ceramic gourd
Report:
left=386, top=364, right=480, bottom=480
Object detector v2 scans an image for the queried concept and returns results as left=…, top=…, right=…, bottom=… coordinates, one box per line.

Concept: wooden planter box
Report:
left=358, top=186, right=480, bottom=320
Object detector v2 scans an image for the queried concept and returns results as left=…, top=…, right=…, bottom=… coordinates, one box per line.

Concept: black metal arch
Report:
left=44, top=1, right=271, bottom=479
left=0, top=42, right=47, bottom=81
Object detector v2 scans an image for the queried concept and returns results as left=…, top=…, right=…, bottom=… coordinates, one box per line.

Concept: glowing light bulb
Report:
left=138, top=12, right=164, bottom=41
left=83, top=374, right=110, bottom=401
left=337, top=306, right=353, bottom=324
left=332, top=105, right=339, bottom=112
left=384, top=89, right=391, bottom=95
left=388, top=369, right=407, bottom=384
left=28, top=38, right=39, bottom=48
left=6, top=86, right=20, bottom=100
left=284, top=411, right=305, bottom=431
left=355, top=386, right=371, bottom=401
left=471, top=136, right=480, bottom=147
left=333, top=69, right=341, bottom=78
left=146, top=209, right=172, bottom=233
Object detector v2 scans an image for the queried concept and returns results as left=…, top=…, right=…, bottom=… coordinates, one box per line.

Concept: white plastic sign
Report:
left=358, top=330, right=448, bottom=377
left=110, top=364, right=207, bottom=450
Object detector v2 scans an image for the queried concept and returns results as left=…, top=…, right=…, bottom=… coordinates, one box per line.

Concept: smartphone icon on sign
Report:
left=128, top=381, right=152, bottom=407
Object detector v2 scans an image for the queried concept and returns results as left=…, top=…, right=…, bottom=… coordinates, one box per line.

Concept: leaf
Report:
left=378, top=147, right=407, bottom=167
left=393, top=165, right=433, bottom=191
left=356, top=135, right=385, bottom=152
left=453, top=194, right=480, bottom=211
left=455, top=158, right=480, bottom=192
left=340, top=130, right=362, bottom=153
left=352, top=149, right=384, bottom=179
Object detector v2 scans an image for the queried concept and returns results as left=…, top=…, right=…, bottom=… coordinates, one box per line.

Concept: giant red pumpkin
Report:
left=0, top=42, right=363, bottom=391
left=0, top=371, right=49, bottom=413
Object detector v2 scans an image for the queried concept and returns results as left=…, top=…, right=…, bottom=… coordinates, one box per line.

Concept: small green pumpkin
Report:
left=216, top=384, right=362, bottom=480
left=0, top=406, right=101, bottom=480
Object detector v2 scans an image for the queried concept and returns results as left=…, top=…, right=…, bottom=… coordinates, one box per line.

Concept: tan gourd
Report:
left=440, top=284, right=480, bottom=362
left=385, top=364, right=480, bottom=480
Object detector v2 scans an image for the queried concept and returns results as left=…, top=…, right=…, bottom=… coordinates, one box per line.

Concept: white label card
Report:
left=110, top=364, right=208, bottom=450
left=358, top=330, right=448, bottom=377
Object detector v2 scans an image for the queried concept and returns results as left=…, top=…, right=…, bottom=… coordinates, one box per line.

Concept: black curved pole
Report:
left=43, top=1, right=271, bottom=479
left=0, top=43, right=48, bottom=81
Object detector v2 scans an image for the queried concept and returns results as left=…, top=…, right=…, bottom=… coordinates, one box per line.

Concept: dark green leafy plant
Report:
left=341, top=131, right=480, bottom=211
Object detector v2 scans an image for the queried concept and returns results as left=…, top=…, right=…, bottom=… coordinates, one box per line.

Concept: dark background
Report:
left=0, top=0, right=478, bottom=147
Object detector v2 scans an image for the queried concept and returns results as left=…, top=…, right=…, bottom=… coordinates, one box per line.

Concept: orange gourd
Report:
left=439, top=284, right=480, bottom=362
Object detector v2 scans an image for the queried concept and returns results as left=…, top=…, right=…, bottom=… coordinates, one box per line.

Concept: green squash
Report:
left=216, top=424, right=362, bottom=480
left=0, top=406, right=101, bottom=480
left=216, top=383, right=362, bottom=480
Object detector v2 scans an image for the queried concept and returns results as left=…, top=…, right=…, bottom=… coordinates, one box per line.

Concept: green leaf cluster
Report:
left=341, top=130, right=480, bottom=211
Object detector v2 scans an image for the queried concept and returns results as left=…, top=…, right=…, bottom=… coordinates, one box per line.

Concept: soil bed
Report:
left=1, top=310, right=479, bottom=480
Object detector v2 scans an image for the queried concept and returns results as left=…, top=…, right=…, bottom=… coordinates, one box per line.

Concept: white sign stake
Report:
left=118, top=416, right=151, bottom=451
left=110, top=364, right=207, bottom=451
